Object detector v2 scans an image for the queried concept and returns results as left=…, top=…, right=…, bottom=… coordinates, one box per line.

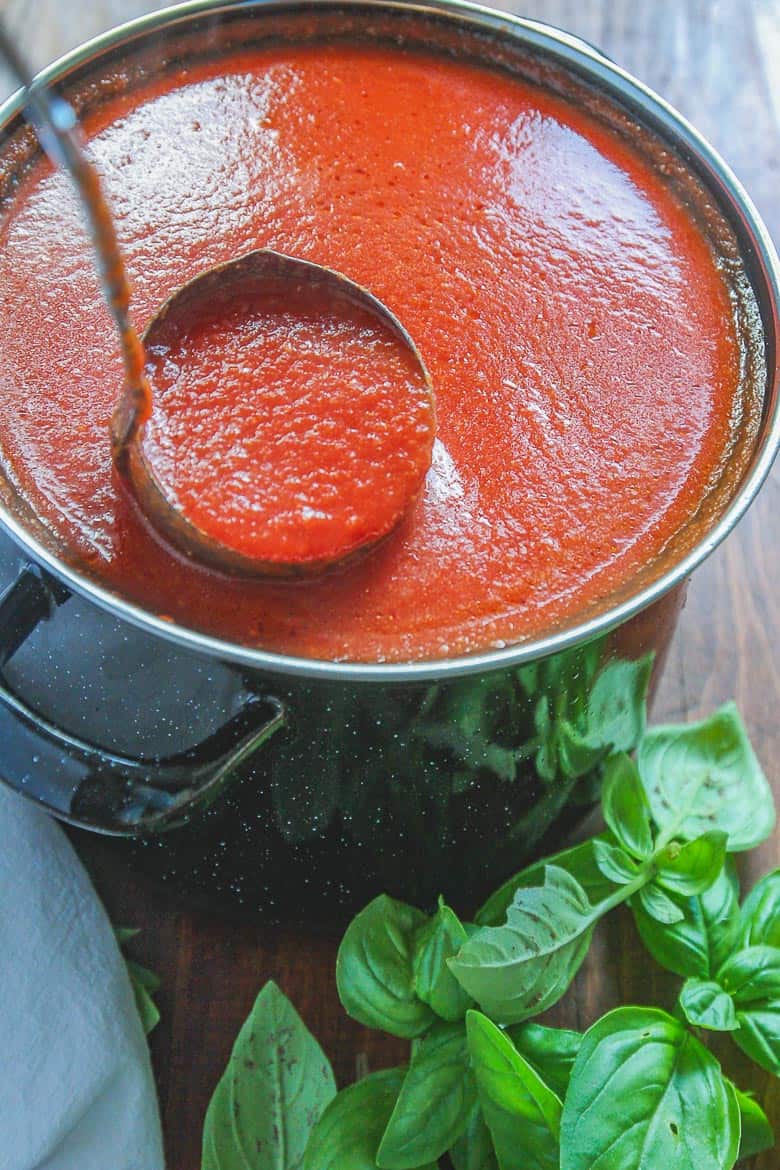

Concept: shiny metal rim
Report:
left=0, top=0, right=778, bottom=682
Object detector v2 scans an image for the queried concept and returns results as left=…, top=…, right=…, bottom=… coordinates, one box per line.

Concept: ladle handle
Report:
left=0, top=19, right=149, bottom=440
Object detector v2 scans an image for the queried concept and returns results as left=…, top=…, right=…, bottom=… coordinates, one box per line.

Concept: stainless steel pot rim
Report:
left=0, top=0, right=778, bottom=683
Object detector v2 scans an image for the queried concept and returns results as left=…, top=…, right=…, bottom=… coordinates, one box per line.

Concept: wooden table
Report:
left=2, top=1, right=780, bottom=1166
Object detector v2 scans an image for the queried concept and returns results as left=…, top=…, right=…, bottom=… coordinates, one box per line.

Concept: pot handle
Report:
left=0, top=564, right=286, bottom=834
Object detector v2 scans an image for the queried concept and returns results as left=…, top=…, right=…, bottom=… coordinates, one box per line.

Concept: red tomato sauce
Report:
left=0, top=43, right=744, bottom=662
left=141, top=270, right=435, bottom=571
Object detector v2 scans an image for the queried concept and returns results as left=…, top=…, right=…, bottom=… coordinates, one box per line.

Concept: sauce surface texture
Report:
left=0, top=43, right=741, bottom=661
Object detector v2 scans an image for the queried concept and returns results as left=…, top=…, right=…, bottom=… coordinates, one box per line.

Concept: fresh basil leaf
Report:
left=413, top=898, right=472, bottom=1022
left=202, top=981, right=336, bottom=1170
left=679, top=978, right=739, bottom=1031
left=638, top=703, right=775, bottom=851
left=584, top=654, right=653, bottom=754
left=115, top=928, right=161, bottom=1036
left=636, top=883, right=686, bottom=925
left=733, top=1001, right=780, bottom=1076
left=593, top=838, right=641, bottom=886
left=718, top=945, right=780, bottom=1004
left=738, top=869, right=780, bottom=949
left=466, top=1010, right=561, bottom=1170
left=560, top=1006, right=740, bottom=1170
left=114, top=925, right=141, bottom=945
left=631, top=862, right=741, bottom=978
left=449, top=1105, right=498, bottom=1170
left=654, top=831, right=728, bottom=896
left=377, top=1022, right=475, bottom=1169
left=125, top=957, right=160, bottom=993
left=731, top=1087, right=774, bottom=1161
left=504, top=1022, right=582, bottom=1099
left=304, top=1069, right=436, bottom=1170
left=202, top=1075, right=234, bottom=1170
left=450, top=867, right=595, bottom=1024
left=601, top=753, right=654, bottom=859
left=337, top=895, right=435, bottom=1038
left=475, top=837, right=616, bottom=927
left=126, top=961, right=161, bottom=1035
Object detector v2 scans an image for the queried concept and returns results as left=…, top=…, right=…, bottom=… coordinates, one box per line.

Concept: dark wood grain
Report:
left=3, top=2, right=780, bottom=1167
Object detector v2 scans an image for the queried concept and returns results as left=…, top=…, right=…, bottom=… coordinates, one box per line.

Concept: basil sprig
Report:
left=447, top=744, right=731, bottom=1024
left=200, top=703, right=778, bottom=1170
left=678, top=898, right=780, bottom=1071
left=638, top=867, right=780, bottom=1077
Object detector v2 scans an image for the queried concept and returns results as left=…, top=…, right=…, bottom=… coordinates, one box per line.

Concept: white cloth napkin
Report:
left=0, top=785, right=165, bottom=1170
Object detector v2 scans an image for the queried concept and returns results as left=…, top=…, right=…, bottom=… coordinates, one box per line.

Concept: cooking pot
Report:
left=0, top=0, right=777, bottom=920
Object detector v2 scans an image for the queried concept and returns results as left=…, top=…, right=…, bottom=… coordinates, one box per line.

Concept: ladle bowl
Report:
left=112, top=248, right=436, bottom=577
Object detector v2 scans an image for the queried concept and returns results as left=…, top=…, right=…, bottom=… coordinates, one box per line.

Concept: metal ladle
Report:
left=0, top=23, right=435, bottom=577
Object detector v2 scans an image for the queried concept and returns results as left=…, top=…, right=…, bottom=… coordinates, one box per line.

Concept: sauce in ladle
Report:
left=134, top=251, right=435, bottom=575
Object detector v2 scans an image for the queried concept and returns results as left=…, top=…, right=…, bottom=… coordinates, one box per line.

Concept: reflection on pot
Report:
left=127, top=617, right=672, bottom=921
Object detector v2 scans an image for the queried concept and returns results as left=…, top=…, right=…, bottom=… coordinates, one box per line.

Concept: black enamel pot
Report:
left=0, top=1, right=777, bottom=920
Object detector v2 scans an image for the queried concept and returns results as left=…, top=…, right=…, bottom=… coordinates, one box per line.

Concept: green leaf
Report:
left=718, top=945, right=780, bottom=1004
left=733, top=1001, right=780, bottom=1076
left=450, top=866, right=595, bottom=1024
left=655, top=831, right=728, bottom=896
left=738, top=869, right=780, bottom=949
left=504, top=1022, right=582, bottom=1099
left=377, top=1023, right=475, bottom=1168
left=637, top=703, right=775, bottom=851
left=601, top=753, right=654, bottom=859
left=125, top=958, right=161, bottom=993
left=202, top=1075, right=235, bottom=1170
left=636, top=883, right=686, bottom=925
left=731, top=1087, right=774, bottom=1161
left=631, top=862, right=741, bottom=978
left=304, top=1069, right=436, bottom=1170
left=584, top=654, right=653, bottom=754
left=114, top=925, right=141, bottom=945
left=466, top=1011, right=561, bottom=1170
left=202, top=981, right=336, bottom=1170
left=449, top=1105, right=498, bottom=1170
left=679, top=979, right=739, bottom=1031
left=413, top=899, right=473, bottom=1022
left=115, top=928, right=161, bottom=1036
left=560, top=1006, right=740, bottom=1170
left=475, top=837, right=616, bottom=927
left=129, top=974, right=161, bottom=1036
left=336, top=895, right=435, bottom=1038
left=593, top=838, right=641, bottom=886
